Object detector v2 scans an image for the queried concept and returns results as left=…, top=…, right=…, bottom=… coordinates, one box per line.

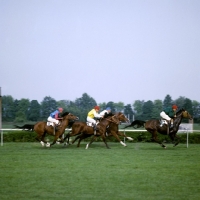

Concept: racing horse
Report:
left=124, top=108, right=192, bottom=148
left=71, top=112, right=133, bottom=148
left=64, top=113, right=124, bottom=149
left=34, top=112, right=79, bottom=147
left=85, top=112, right=134, bottom=149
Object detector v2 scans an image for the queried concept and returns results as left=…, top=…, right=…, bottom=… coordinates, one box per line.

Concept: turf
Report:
left=0, top=142, right=199, bottom=200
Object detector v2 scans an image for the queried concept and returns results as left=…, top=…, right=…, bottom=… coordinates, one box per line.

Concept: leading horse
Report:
left=34, top=112, right=79, bottom=147
left=124, top=108, right=192, bottom=148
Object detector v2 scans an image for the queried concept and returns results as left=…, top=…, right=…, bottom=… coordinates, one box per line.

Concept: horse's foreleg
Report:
left=101, top=134, right=110, bottom=149
left=150, top=130, right=166, bottom=148
left=74, top=134, right=91, bottom=147
left=117, top=131, right=134, bottom=141
left=171, top=134, right=180, bottom=147
left=40, top=133, right=50, bottom=147
left=86, top=135, right=98, bottom=149
left=111, top=131, right=127, bottom=147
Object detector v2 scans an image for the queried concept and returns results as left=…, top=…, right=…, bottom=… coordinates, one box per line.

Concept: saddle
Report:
left=47, top=121, right=55, bottom=126
left=159, top=119, right=168, bottom=127
left=46, top=121, right=61, bottom=127
left=86, top=122, right=93, bottom=127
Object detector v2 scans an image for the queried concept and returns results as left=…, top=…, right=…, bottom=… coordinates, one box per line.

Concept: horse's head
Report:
left=177, top=108, right=193, bottom=120
left=182, top=110, right=193, bottom=120
left=116, top=112, right=130, bottom=123
left=62, top=112, right=79, bottom=121
left=107, top=115, right=121, bottom=125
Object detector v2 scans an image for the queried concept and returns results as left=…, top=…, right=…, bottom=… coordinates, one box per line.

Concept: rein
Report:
left=104, top=115, right=119, bottom=124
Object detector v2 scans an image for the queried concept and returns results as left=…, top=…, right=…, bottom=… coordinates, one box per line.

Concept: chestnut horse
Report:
left=124, top=109, right=192, bottom=148
left=64, top=113, right=125, bottom=149
left=34, top=112, right=79, bottom=147
left=66, top=112, right=133, bottom=149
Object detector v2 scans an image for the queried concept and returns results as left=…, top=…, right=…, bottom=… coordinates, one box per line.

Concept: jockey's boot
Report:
left=93, top=124, right=99, bottom=135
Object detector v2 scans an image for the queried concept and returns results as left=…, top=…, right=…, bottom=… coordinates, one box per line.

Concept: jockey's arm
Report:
left=55, top=113, right=63, bottom=120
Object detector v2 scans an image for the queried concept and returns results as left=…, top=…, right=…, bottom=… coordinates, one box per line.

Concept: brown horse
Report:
left=64, top=114, right=122, bottom=149
left=71, top=112, right=133, bottom=148
left=124, top=109, right=192, bottom=148
left=34, top=112, right=79, bottom=147
left=85, top=112, right=134, bottom=149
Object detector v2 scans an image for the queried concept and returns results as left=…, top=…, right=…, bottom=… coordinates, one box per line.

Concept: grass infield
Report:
left=0, top=142, right=199, bottom=200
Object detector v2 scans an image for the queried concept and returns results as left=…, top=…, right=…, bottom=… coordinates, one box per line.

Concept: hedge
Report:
left=1, top=130, right=200, bottom=144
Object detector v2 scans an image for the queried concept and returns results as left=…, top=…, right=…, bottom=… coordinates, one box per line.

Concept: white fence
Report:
left=1, top=126, right=199, bottom=148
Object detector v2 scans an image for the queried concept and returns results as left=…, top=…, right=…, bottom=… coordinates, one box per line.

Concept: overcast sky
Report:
left=1, top=0, right=200, bottom=105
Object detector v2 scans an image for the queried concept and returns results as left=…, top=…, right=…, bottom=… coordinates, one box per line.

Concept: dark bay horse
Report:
left=85, top=112, right=134, bottom=149
left=34, top=112, right=79, bottom=147
left=64, top=113, right=124, bottom=149
left=124, top=109, right=192, bottom=148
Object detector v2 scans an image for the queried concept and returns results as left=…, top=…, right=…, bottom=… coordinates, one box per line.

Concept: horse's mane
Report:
left=104, top=112, right=114, bottom=118
left=61, top=112, right=70, bottom=117
left=176, top=108, right=185, bottom=115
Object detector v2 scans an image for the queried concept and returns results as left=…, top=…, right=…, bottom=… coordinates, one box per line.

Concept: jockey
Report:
left=160, top=105, right=178, bottom=127
left=47, top=107, right=64, bottom=128
left=100, top=107, right=111, bottom=117
left=87, top=106, right=102, bottom=130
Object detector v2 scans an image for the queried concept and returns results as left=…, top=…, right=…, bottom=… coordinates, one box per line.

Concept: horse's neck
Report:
left=174, top=112, right=183, bottom=127
left=61, top=119, right=69, bottom=128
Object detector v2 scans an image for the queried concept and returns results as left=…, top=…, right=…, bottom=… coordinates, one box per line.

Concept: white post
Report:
left=186, top=129, right=189, bottom=148
left=1, top=130, right=3, bottom=146
left=0, top=87, right=2, bottom=146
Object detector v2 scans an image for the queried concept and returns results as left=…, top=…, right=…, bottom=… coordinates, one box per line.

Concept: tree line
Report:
left=1, top=93, right=200, bottom=123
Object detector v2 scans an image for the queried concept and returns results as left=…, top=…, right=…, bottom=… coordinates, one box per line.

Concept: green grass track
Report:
left=0, top=142, right=199, bottom=200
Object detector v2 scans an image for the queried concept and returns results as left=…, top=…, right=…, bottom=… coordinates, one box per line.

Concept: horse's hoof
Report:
left=85, top=144, right=89, bottom=149
left=46, top=142, right=51, bottom=147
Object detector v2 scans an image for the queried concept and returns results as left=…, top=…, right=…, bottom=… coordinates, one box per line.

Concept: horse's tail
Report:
left=124, top=120, right=146, bottom=129
left=14, top=125, right=23, bottom=129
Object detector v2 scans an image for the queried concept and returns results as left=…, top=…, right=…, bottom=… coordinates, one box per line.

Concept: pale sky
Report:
left=1, top=0, right=200, bottom=105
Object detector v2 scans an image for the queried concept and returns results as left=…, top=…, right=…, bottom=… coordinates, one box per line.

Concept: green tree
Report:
left=14, top=98, right=30, bottom=122
left=114, top=102, right=124, bottom=112
left=163, top=95, right=173, bottom=108
left=73, top=93, right=97, bottom=121
left=183, top=98, right=193, bottom=115
left=27, top=100, right=41, bottom=121
left=124, top=104, right=134, bottom=121
left=40, top=96, right=58, bottom=120
left=174, top=96, right=186, bottom=109
left=142, top=100, right=154, bottom=120
left=133, top=100, right=144, bottom=120
left=192, top=100, right=200, bottom=123
left=151, top=99, right=163, bottom=119
left=99, top=102, right=107, bottom=110
left=2, top=95, right=15, bottom=121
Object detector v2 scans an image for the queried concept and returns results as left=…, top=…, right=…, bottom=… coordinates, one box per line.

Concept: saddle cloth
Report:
left=86, top=122, right=93, bottom=127
left=160, top=119, right=168, bottom=126
left=47, top=122, right=54, bottom=126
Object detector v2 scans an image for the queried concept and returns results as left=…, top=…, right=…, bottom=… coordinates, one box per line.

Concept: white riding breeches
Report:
left=87, top=117, right=96, bottom=124
left=47, top=116, right=59, bottom=125
left=160, top=111, right=171, bottom=121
